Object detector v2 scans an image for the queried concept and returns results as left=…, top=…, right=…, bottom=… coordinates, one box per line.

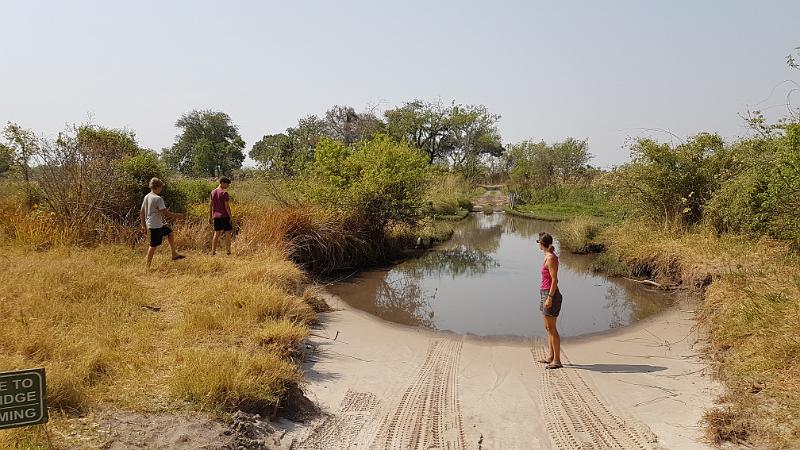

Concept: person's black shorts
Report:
left=213, top=217, right=233, bottom=232
left=148, top=226, right=173, bottom=248
left=539, top=289, right=563, bottom=317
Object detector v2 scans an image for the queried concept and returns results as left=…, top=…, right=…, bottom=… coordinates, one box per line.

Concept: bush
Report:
left=303, top=135, right=430, bottom=231
left=704, top=125, right=800, bottom=248
left=117, top=150, right=171, bottom=220
left=167, top=178, right=215, bottom=213
left=611, top=133, right=724, bottom=227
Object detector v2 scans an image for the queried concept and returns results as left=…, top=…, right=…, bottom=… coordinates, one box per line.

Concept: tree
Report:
left=385, top=100, right=457, bottom=164
left=0, top=143, right=12, bottom=176
left=249, top=133, right=293, bottom=174
left=2, top=122, right=40, bottom=205
left=552, top=138, right=591, bottom=182
left=163, top=110, right=245, bottom=177
left=324, top=105, right=385, bottom=144
left=249, top=115, right=328, bottom=177
left=448, top=104, right=504, bottom=168
left=385, top=100, right=503, bottom=168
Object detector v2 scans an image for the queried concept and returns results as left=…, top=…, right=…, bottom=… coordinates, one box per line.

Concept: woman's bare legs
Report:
left=541, top=314, right=554, bottom=363
left=544, top=315, right=561, bottom=366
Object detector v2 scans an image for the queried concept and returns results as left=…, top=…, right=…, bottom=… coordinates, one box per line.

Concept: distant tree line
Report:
left=249, top=100, right=504, bottom=179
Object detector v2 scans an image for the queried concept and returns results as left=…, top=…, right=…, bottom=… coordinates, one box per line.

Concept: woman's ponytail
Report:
left=548, top=244, right=555, bottom=253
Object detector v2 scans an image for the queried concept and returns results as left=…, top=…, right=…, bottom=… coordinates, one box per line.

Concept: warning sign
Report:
left=0, top=368, right=48, bottom=430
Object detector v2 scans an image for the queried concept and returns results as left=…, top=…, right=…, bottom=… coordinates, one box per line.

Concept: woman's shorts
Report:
left=213, top=217, right=233, bottom=232
left=539, top=289, right=563, bottom=317
left=148, top=226, right=173, bottom=248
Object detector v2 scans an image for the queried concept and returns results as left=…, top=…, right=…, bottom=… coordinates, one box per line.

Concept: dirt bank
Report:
left=276, top=292, right=721, bottom=449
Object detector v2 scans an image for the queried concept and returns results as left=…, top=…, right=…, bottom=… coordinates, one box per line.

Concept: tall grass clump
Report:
left=423, top=172, right=474, bottom=216
left=556, top=216, right=604, bottom=253
left=171, top=349, right=301, bottom=414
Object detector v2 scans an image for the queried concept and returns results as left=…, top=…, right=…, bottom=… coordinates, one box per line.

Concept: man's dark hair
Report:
left=219, top=176, right=232, bottom=184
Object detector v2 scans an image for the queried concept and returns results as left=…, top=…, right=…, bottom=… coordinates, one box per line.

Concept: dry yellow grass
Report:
left=0, top=204, right=324, bottom=447
left=598, top=221, right=800, bottom=448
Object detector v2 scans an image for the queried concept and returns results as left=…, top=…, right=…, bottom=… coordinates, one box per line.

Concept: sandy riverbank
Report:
left=277, top=291, right=720, bottom=449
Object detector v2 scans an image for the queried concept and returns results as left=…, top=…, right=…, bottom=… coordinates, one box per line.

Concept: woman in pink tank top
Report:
left=537, top=232, right=563, bottom=369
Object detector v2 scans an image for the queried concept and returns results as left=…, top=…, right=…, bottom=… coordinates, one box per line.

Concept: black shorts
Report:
left=149, top=226, right=172, bottom=248
left=539, top=289, right=563, bottom=317
left=213, top=217, right=233, bottom=232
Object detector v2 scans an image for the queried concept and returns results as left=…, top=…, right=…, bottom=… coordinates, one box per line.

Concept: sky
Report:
left=1, top=0, right=798, bottom=167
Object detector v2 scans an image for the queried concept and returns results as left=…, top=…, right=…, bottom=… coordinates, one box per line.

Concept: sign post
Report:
left=0, top=368, right=48, bottom=430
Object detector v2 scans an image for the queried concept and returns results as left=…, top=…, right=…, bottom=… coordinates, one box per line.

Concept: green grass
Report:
left=507, top=202, right=620, bottom=222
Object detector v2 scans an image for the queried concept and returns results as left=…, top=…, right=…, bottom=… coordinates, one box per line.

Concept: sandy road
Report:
left=283, top=293, right=717, bottom=449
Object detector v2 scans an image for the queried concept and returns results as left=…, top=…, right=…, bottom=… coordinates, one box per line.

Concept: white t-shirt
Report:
left=141, top=192, right=167, bottom=229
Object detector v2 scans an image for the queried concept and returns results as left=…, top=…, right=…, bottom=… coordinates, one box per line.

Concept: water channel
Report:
left=330, top=213, right=673, bottom=338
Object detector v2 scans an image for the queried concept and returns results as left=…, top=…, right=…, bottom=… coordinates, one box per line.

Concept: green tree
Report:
left=163, top=110, right=245, bottom=176
left=250, top=115, right=327, bottom=176
left=0, top=143, right=12, bottom=176
left=2, top=122, right=40, bottom=205
left=448, top=104, right=504, bottom=169
left=250, top=133, right=293, bottom=174
left=385, top=100, right=502, bottom=167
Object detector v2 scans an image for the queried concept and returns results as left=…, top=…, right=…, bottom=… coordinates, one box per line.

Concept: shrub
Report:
left=167, top=178, right=215, bottom=213
left=117, top=150, right=171, bottom=219
left=704, top=125, right=800, bottom=248
left=303, top=135, right=430, bottom=231
left=611, top=133, right=724, bottom=227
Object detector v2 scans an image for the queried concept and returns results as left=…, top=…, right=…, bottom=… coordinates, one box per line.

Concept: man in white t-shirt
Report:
left=140, top=177, right=185, bottom=269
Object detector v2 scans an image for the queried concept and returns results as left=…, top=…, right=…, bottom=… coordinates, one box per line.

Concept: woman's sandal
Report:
left=537, top=359, right=552, bottom=364
left=545, top=363, right=563, bottom=370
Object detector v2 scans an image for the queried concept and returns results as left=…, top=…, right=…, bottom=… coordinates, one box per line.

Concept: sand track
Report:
left=530, top=340, right=657, bottom=449
left=286, top=294, right=716, bottom=450
left=299, top=338, right=466, bottom=450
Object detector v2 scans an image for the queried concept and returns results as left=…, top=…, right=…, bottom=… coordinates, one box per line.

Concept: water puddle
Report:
left=330, top=213, right=673, bottom=338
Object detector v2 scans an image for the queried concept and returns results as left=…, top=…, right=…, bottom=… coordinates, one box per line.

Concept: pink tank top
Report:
left=541, top=253, right=558, bottom=290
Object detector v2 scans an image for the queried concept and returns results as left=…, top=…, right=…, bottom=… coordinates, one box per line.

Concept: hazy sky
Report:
left=2, top=1, right=798, bottom=167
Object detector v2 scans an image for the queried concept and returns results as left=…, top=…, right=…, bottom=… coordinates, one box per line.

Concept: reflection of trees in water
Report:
left=503, top=215, right=550, bottom=239
left=605, top=285, right=629, bottom=328
left=448, top=215, right=503, bottom=254
left=400, top=247, right=498, bottom=279
left=604, top=281, right=674, bottom=327
left=373, top=271, right=435, bottom=328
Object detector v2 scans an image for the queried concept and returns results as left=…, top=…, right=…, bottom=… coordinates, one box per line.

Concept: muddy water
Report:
left=330, top=213, right=673, bottom=338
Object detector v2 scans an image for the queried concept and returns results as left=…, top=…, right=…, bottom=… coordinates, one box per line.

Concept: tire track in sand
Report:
left=297, top=390, right=379, bottom=449
left=530, top=339, right=657, bottom=449
left=367, top=338, right=466, bottom=450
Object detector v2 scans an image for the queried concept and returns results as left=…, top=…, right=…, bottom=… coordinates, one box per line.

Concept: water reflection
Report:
left=331, top=214, right=673, bottom=337
left=401, top=248, right=499, bottom=278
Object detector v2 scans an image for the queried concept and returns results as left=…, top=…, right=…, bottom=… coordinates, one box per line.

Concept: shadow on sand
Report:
left=565, top=363, right=667, bottom=374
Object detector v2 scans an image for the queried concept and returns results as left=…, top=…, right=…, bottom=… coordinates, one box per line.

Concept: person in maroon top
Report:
left=209, top=176, right=233, bottom=255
